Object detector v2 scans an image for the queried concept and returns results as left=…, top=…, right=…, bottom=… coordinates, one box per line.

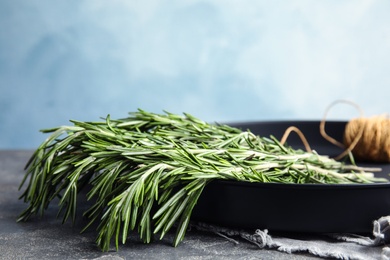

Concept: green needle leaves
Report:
left=17, top=109, right=387, bottom=251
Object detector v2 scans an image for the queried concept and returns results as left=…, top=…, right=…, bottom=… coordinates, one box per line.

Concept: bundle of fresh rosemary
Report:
left=18, top=109, right=387, bottom=251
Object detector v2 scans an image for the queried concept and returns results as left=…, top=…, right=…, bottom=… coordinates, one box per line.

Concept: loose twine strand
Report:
left=320, top=99, right=365, bottom=161
left=280, top=126, right=312, bottom=152
left=281, top=100, right=390, bottom=163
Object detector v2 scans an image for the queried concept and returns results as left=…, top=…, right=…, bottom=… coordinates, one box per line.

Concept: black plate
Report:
left=191, top=121, right=390, bottom=234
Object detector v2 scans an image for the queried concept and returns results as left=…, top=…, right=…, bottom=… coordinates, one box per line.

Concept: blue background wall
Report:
left=1, top=1, right=390, bottom=149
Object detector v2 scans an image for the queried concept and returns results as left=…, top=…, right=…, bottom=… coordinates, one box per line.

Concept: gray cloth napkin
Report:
left=193, top=216, right=390, bottom=260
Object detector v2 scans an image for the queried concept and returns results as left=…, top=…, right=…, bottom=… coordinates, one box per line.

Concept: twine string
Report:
left=281, top=99, right=390, bottom=162
left=280, top=126, right=312, bottom=152
left=320, top=99, right=365, bottom=161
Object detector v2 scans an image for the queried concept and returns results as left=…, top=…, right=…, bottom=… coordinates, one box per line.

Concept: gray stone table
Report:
left=0, top=150, right=381, bottom=259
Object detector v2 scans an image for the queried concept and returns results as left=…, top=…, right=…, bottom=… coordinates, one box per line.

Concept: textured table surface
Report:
left=0, top=150, right=378, bottom=259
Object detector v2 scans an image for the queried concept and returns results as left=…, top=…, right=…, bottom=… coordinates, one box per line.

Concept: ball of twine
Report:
left=344, top=115, right=390, bottom=162
left=320, top=100, right=390, bottom=163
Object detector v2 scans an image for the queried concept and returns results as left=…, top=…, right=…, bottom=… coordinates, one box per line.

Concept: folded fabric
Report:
left=193, top=216, right=390, bottom=260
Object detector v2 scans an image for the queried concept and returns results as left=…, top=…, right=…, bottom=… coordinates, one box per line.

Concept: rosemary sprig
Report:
left=18, top=109, right=387, bottom=251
